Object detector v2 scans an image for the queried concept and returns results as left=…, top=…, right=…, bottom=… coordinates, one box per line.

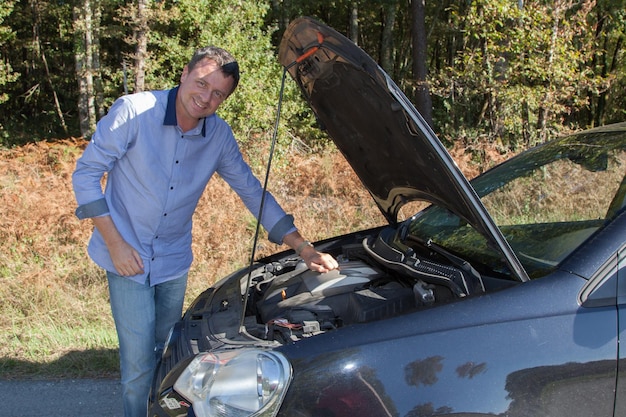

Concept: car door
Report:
left=614, top=244, right=626, bottom=416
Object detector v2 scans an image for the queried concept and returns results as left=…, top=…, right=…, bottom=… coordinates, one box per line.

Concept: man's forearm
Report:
left=91, top=215, right=125, bottom=248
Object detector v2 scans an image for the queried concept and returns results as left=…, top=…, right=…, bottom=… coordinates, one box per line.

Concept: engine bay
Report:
left=242, top=230, right=487, bottom=344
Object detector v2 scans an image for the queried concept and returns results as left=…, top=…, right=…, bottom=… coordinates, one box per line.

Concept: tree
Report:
left=585, top=0, right=626, bottom=126
left=1, top=0, right=78, bottom=142
left=349, top=2, right=358, bottom=44
left=30, top=0, right=69, bottom=135
left=380, top=0, right=398, bottom=74
left=0, top=0, right=624, bottom=150
left=429, top=0, right=609, bottom=148
left=133, top=0, right=149, bottom=92
left=411, top=0, right=433, bottom=127
left=0, top=0, right=18, bottom=106
left=73, top=0, right=99, bottom=137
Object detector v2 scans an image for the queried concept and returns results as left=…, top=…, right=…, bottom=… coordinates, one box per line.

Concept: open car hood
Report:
left=278, top=17, right=529, bottom=282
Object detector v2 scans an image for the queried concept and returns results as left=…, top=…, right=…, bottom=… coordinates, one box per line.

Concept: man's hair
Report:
left=188, top=46, right=240, bottom=93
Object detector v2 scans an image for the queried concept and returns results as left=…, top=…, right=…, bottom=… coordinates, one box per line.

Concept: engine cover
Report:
left=255, top=260, right=417, bottom=334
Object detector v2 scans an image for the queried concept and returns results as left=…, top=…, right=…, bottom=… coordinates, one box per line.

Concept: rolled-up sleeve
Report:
left=267, top=214, right=296, bottom=244
left=72, top=96, right=136, bottom=219
left=74, top=198, right=110, bottom=220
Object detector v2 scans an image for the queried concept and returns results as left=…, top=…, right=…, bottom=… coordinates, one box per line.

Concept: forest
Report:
left=0, top=0, right=625, bottom=155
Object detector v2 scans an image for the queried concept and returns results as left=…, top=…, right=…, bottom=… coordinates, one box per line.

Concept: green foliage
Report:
left=0, top=0, right=624, bottom=155
left=0, top=1, right=18, bottom=106
left=592, top=0, right=626, bottom=125
left=430, top=0, right=625, bottom=150
left=0, top=0, right=18, bottom=146
left=0, top=0, right=78, bottom=143
left=123, top=0, right=322, bottom=160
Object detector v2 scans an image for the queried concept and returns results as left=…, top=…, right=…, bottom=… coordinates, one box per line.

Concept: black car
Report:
left=149, top=17, right=626, bottom=417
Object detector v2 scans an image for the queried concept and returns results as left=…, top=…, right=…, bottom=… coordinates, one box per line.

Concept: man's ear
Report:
left=180, top=65, right=190, bottom=82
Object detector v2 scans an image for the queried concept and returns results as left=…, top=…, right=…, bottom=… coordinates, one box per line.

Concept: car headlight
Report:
left=173, top=349, right=292, bottom=417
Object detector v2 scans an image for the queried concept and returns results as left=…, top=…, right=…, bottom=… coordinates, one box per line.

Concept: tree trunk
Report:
left=381, top=0, right=398, bottom=74
left=349, top=2, right=358, bottom=45
left=537, top=2, right=565, bottom=142
left=411, top=0, right=433, bottom=128
left=271, top=0, right=289, bottom=33
left=134, top=0, right=149, bottom=92
left=73, top=0, right=96, bottom=137
left=92, top=0, right=105, bottom=119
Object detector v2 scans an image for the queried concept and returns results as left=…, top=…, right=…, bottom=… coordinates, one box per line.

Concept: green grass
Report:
left=1, top=323, right=119, bottom=379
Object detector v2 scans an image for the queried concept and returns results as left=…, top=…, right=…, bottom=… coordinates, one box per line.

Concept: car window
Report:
left=407, top=129, right=626, bottom=280
left=481, top=153, right=625, bottom=225
left=481, top=147, right=626, bottom=275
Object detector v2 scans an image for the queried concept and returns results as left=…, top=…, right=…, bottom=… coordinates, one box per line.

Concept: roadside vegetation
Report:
left=0, top=133, right=511, bottom=379
left=0, top=138, right=382, bottom=379
left=1, top=1, right=624, bottom=149
left=1, top=0, right=624, bottom=379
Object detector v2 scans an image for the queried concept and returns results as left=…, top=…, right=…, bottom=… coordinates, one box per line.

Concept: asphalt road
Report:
left=0, top=379, right=123, bottom=417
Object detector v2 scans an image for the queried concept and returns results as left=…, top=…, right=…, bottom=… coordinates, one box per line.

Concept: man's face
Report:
left=176, top=57, right=235, bottom=126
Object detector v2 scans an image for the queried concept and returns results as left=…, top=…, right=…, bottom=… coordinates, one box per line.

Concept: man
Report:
left=72, top=46, right=338, bottom=417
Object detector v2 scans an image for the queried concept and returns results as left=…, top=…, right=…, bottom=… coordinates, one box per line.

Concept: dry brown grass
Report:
left=0, top=138, right=385, bottom=377
left=0, top=136, right=493, bottom=378
left=188, top=147, right=386, bottom=290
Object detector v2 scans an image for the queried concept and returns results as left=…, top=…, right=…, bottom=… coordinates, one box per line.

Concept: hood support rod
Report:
left=239, top=67, right=290, bottom=334
left=239, top=35, right=325, bottom=334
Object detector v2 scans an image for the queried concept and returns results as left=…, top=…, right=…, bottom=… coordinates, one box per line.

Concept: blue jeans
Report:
left=107, top=271, right=188, bottom=417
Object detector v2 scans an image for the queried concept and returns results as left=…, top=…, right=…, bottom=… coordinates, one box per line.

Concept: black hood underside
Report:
left=278, top=17, right=528, bottom=282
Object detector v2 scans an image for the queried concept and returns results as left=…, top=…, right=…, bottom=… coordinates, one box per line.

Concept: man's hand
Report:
left=299, top=245, right=339, bottom=273
left=108, top=239, right=145, bottom=276
left=92, top=215, right=144, bottom=276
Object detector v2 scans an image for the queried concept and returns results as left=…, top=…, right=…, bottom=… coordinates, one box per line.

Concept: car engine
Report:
left=244, top=231, right=485, bottom=344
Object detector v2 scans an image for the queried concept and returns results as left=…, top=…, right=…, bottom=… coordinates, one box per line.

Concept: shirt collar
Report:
left=163, top=86, right=207, bottom=137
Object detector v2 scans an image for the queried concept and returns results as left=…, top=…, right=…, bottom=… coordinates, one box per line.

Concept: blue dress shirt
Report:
left=72, top=87, right=296, bottom=285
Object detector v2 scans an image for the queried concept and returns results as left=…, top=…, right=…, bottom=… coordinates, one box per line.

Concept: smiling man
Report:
left=72, top=46, right=337, bottom=417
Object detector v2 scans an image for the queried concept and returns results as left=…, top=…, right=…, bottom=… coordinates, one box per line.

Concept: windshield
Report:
left=405, top=128, right=626, bottom=279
